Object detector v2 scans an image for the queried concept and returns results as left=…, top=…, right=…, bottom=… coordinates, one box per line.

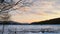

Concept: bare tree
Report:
left=0, top=0, right=33, bottom=22
left=0, top=0, right=4, bottom=3
left=0, top=0, right=21, bottom=21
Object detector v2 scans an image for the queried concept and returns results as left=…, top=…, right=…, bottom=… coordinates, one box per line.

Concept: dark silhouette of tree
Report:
left=0, top=0, right=22, bottom=21
left=0, top=0, right=4, bottom=3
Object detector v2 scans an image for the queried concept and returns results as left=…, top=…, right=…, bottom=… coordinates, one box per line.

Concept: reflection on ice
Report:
left=0, top=25, right=60, bottom=34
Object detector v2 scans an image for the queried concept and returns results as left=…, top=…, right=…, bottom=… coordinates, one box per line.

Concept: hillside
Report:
left=31, top=18, right=60, bottom=24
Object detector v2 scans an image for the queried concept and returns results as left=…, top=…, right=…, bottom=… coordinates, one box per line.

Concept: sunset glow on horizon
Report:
left=9, top=0, right=60, bottom=23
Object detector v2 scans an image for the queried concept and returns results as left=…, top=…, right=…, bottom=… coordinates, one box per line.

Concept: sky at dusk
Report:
left=8, top=0, right=60, bottom=23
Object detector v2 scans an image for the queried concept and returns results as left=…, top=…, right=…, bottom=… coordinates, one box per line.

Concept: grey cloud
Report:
left=44, top=10, right=57, bottom=14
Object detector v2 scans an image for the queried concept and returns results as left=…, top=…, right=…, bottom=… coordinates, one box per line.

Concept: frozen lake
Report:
left=0, top=25, right=60, bottom=34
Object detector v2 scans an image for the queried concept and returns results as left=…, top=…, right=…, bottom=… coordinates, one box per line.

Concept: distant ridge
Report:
left=0, top=21, right=29, bottom=25
left=31, top=18, right=60, bottom=24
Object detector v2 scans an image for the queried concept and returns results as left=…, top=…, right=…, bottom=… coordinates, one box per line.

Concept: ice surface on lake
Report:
left=0, top=25, right=60, bottom=34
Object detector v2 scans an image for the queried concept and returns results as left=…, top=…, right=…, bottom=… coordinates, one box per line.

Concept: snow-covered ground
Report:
left=0, top=25, right=60, bottom=34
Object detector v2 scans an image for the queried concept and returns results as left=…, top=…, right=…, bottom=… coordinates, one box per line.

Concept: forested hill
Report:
left=31, top=18, right=60, bottom=24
